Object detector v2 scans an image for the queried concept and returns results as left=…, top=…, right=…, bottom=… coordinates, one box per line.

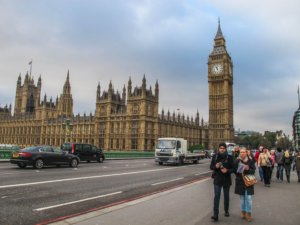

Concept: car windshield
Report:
left=62, top=143, right=71, bottom=150
left=53, top=148, right=64, bottom=153
left=20, top=146, right=42, bottom=152
left=227, top=146, right=234, bottom=155
left=156, top=140, right=176, bottom=149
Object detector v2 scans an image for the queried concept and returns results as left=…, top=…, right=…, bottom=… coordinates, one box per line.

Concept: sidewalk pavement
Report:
left=50, top=172, right=300, bottom=225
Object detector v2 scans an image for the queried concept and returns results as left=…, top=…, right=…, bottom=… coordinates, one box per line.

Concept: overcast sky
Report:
left=0, top=0, right=299, bottom=137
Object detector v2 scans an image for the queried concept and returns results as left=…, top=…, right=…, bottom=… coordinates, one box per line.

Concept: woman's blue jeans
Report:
left=240, top=190, right=252, bottom=213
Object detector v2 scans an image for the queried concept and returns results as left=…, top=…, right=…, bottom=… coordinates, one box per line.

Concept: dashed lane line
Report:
left=151, top=177, right=184, bottom=186
left=194, top=171, right=211, bottom=176
left=33, top=191, right=123, bottom=211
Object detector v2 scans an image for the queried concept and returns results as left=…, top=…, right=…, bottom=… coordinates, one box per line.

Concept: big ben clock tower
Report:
left=208, top=20, right=234, bottom=149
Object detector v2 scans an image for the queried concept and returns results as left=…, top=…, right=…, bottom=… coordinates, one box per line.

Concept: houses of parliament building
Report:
left=0, top=22, right=234, bottom=150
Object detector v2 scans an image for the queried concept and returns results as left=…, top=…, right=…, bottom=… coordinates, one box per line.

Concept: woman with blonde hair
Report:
left=282, top=150, right=293, bottom=183
left=234, top=147, right=256, bottom=221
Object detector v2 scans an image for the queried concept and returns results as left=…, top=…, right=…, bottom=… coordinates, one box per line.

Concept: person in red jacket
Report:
left=254, top=145, right=264, bottom=181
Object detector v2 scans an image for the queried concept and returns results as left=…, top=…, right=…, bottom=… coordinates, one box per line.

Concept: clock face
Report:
left=212, top=63, right=223, bottom=74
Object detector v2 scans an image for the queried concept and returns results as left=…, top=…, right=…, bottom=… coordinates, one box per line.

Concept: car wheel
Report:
left=86, top=160, right=90, bottom=163
left=34, top=159, right=44, bottom=169
left=158, top=162, right=163, bottom=165
left=17, top=162, right=27, bottom=168
left=97, top=156, right=104, bottom=163
left=70, top=158, right=78, bottom=168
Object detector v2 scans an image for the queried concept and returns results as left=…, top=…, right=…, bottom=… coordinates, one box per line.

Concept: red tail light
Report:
left=71, top=144, right=75, bottom=154
left=19, top=152, right=32, bottom=158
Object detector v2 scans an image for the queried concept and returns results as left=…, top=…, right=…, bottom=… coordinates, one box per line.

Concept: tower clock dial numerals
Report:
left=212, top=63, right=223, bottom=74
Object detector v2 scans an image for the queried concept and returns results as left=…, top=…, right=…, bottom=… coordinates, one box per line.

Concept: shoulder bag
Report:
left=242, top=173, right=257, bottom=187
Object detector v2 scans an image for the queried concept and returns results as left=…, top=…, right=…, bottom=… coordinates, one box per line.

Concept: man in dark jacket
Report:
left=210, top=142, right=234, bottom=221
left=275, top=147, right=284, bottom=182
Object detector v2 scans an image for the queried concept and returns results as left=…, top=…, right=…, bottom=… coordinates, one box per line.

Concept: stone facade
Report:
left=0, top=73, right=209, bottom=150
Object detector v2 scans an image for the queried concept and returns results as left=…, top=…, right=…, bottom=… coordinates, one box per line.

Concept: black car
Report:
left=62, top=143, right=105, bottom=163
left=10, top=146, right=80, bottom=169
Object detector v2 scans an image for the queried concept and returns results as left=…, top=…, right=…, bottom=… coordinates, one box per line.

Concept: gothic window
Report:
left=116, top=139, right=119, bottom=149
left=110, top=123, right=114, bottom=133
left=131, top=139, right=138, bottom=150
left=26, top=94, right=35, bottom=113
left=110, top=139, right=113, bottom=149
left=116, top=123, right=120, bottom=134
left=131, top=121, right=139, bottom=135
left=123, top=122, right=126, bottom=134
left=98, top=138, right=104, bottom=148
left=99, top=123, right=105, bottom=135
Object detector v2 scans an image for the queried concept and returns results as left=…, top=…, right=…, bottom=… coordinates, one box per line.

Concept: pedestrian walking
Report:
left=282, top=150, right=293, bottom=183
left=258, top=148, right=272, bottom=187
left=269, top=149, right=276, bottom=181
left=246, top=149, right=254, bottom=161
left=210, top=142, right=234, bottom=221
left=275, top=147, right=284, bottom=182
left=234, top=147, right=256, bottom=222
left=254, top=146, right=264, bottom=182
left=294, top=151, right=300, bottom=182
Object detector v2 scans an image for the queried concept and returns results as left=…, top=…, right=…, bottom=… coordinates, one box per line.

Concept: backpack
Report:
left=284, top=157, right=291, bottom=164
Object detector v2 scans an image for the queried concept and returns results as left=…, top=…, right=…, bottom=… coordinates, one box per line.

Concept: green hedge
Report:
left=0, top=150, right=12, bottom=160
left=104, top=151, right=154, bottom=158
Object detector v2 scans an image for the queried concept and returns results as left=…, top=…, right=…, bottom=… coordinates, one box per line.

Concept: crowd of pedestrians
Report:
left=210, top=143, right=299, bottom=222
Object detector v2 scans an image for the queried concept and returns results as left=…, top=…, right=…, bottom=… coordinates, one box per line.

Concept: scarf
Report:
left=239, top=155, right=249, bottom=163
left=217, top=151, right=228, bottom=161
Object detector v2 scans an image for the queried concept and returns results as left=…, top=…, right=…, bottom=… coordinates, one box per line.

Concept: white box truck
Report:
left=155, top=137, right=205, bottom=165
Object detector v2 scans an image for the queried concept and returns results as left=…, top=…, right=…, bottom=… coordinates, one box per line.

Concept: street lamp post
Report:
left=62, top=118, right=73, bottom=143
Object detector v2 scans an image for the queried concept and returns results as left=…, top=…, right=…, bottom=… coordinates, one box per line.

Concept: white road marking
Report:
left=0, top=165, right=196, bottom=189
left=194, top=171, right=211, bottom=176
left=33, top=191, right=123, bottom=211
left=151, top=177, right=184, bottom=186
left=0, top=172, right=24, bottom=175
